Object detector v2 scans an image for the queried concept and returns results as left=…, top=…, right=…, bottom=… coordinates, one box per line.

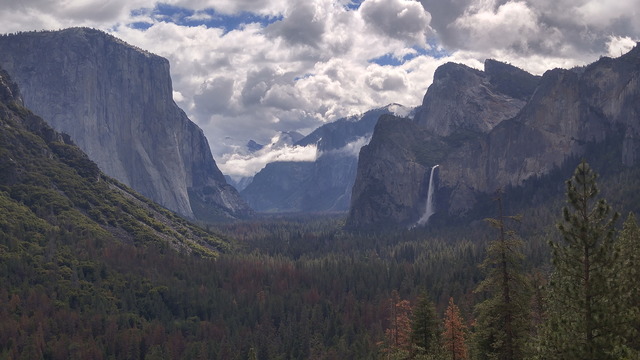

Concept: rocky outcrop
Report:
left=414, top=60, right=539, bottom=136
left=0, top=28, right=251, bottom=220
left=348, top=46, right=640, bottom=229
left=241, top=105, right=411, bottom=212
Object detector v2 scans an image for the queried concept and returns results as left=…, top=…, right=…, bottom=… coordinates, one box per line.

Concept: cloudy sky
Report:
left=1, top=0, right=638, bottom=177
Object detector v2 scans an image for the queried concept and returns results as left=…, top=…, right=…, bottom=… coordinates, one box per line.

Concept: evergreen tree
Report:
left=443, top=297, right=468, bottom=360
left=473, top=194, right=531, bottom=360
left=411, top=292, right=440, bottom=357
left=543, top=160, right=622, bottom=359
left=617, top=213, right=640, bottom=355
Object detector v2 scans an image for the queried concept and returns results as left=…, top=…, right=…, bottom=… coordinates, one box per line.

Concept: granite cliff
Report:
left=0, top=28, right=251, bottom=221
left=348, top=46, right=640, bottom=229
left=414, top=60, right=539, bottom=136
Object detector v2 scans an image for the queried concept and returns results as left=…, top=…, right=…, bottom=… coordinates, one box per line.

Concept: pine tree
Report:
left=543, top=160, right=622, bottom=359
left=411, top=292, right=440, bottom=356
left=443, top=297, right=468, bottom=360
left=473, top=194, right=531, bottom=360
left=617, top=213, right=640, bottom=354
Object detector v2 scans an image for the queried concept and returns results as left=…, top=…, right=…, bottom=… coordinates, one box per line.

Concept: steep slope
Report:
left=0, top=28, right=251, bottom=221
left=241, top=105, right=411, bottom=212
left=0, top=66, right=229, bottom=257
left=348, top=46, right=640, bottom=229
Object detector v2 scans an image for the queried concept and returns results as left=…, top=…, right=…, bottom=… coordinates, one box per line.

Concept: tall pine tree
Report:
left=411, top=292, right=441, bottom=357
left=473, top=194, right=531, bottom=360
left=543, top=160, right=622, bottom=359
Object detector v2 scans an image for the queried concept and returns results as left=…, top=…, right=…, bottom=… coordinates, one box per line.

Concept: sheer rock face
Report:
left=347, top=115, right=436, bottom=228
left=348, top=46, right=640, bottom=229
left=241, top=105, right=408, bottom=213
left=0, top=28, right=251, bottom=220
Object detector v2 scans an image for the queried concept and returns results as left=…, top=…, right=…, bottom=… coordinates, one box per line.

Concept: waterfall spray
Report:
left=417, top=165, right=439, bottom=226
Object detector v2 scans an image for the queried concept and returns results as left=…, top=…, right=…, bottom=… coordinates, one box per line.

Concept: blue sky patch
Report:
left=369, top=52, right=406, bottom=66
left=368, top=44, right=450, bottom=66
left=130, top=4, right=282, bottom=33
left=345, top=0, right=364, bottom=10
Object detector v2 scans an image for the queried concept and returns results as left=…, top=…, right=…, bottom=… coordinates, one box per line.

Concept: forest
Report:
left=1, top=157, right=639, bottom=359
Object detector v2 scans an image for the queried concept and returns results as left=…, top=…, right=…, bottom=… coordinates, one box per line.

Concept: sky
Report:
left=1, top=0, right=638, bottom=178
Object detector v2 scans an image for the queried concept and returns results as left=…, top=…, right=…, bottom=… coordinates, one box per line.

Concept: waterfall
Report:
left=417, top=165, right=439, bottom=226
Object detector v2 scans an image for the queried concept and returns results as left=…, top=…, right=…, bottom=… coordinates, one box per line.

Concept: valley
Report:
left=0, top=27, right=639, bottom=360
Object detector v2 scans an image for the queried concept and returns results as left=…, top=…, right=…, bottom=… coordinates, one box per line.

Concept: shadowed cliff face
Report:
left=347, top=115, right=438, bottom=228
left=348, top=45, right=640, bottom=229
left=0, top=28, right=251, bottom=220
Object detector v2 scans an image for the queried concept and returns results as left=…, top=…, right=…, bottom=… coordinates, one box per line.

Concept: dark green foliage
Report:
left=411, top=292, right=441, bottom=356
left=473, top=196, right=531, bottom=360
left=1, top=192, right=496, bottom=360
left=617, top=214, right=640, bottom=355
left=543, top=161, right=624, bottom=359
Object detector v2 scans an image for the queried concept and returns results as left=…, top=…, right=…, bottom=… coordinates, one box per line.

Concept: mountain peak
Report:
left=431, top=62, right=483, bottom=85
left=415, top=60, right=531, bottom=136
left=247, top=139, right=264, bottom=153
left=272, top=131, right=304, bottom=148
left=384, top=103, right=412, bottom=118
left=484, top=59, right=540, bottom=100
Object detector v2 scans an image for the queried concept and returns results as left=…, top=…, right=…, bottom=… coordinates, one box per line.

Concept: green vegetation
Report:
left=473, top=196, right=530, bottom=360
left=541, top=161, right=631, bottom=359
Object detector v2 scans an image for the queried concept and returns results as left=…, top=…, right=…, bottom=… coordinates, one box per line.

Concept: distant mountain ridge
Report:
left=241, top=104, right=413, bottom=212
left=0, top=27, right=251, bottom=221
left=348, top=46, right=640, bottom=229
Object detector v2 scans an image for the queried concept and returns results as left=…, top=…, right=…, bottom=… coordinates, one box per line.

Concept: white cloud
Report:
left=365, top=66, right=408, bottom=91
left=193, top=76, right=236, bottom=114
left=451, top=1, right=550, bottom=53
left=219, top=143, right=318, bottom=177
left=169, top=0, right=289, bottom=16
left=360, top=0, right=432, bottom=46
left=185, top=10, right=214, bottom=22
left=319, top=136, right=372, bottom=158
left=606, top=35, right=638, bottom=58
left=266, top=1, right=326, bottom=47
left=576, top=0, right=638, bottom=30
left=0, top=0, right=150, bottom=32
